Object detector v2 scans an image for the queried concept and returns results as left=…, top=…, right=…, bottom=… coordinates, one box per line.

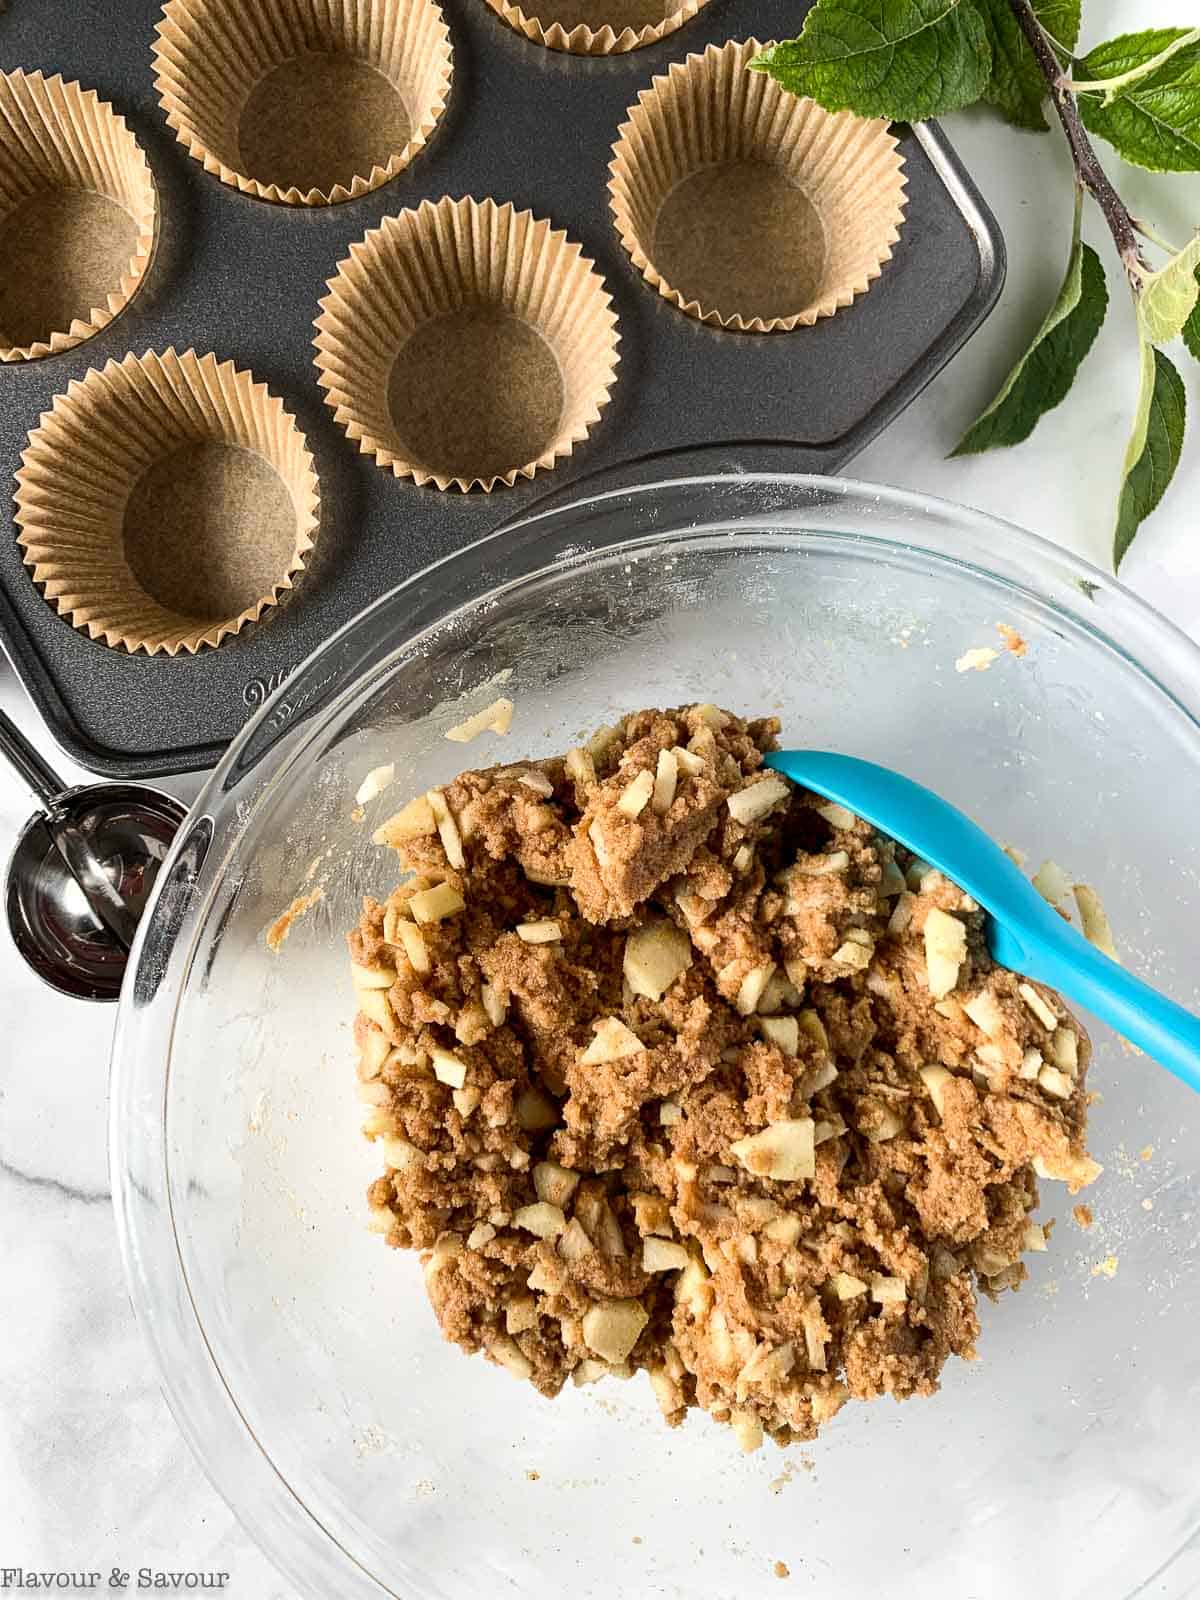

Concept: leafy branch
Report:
left=753, top=0, right=1200, bottom=568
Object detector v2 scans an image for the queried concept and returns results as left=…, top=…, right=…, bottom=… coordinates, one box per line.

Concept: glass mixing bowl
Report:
left=112, top=476, right=1200, bottom=1600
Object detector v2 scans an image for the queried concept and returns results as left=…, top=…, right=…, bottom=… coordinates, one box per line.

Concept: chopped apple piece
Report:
left=1033, top=1151, right=1103, bottom=1189
left=357, top=989, right=392, bottom=1031
left=424, top=1234, right=463, bottom=1278
left=865, top=1104, right=904, bottom=1142
left=480, top=982, right=507, bottom=1027
left=426, top=788, right=465, bottom=870
left=578, top=1016, right=643, bottom=1065
left=830, top=1271, right=868, bottom=1300
left=798, top=1009, right=829, bottom=1053
left=737, top=1340, right=796, bottom=1397
left=675, top=1257, right=713, bottom=1318
left=505, top=1295, right=538, bottom=1335
left=1074, top=884, right=1118, bottom=960
left=515, top=1087, right=558, bottom=1132
left=650, top=747, right=679, bottom=816
left=732, top=844, right=754, bottom=875
left=489, top=1335, right=533, bottom=1381
left=923, top=908, right=967, bottom=999
left=617, top=769, right=655, bottom=818
left=764, top=1213, right=803, bottom=1246
left=1018, top=982, right=1058, bottom=1031
left=1032, top=859, right=1072, bottom=909
left=367, top=1205, right=395, bottom=1235
left=729, top=1409, right=764, bottom=1454
left=358, top=1028, right=390, bottom=1080
left=409, top=881, right=465, bottom=924
left=444, top=697, right=513, bottom=743
left=373, top=794, right=438, bottom=848
left=814, top=1115, right=847, bottom=1145
left=919, top=1064, right=953, bottom=1119
left=963, top=989, right=1005, bottom=1038
left=624, top=919, right=692, bottom=1000
left=870, top=1275, right=907, bottom=1305
left=565, top=747, right=596, bottom=786
left=380, top=1135, right=421, bottom=1171
left=802, top=1311, right=827, bottom=1372
left=672, top=744, right=706, bottom=777
left=516, top=919, right=562, bottom=943
left=1038, top=1064, right=1072, bottom=1099
left=888, top=892, right=915, bottom=933
left=571, top=1358, right=610, bottom=1386
left=396, top=920, right=432, bottom=975
left=534, top=1161, right=581, bottom=1208
left=467, top=1221, right=496, bottom=1250
left=643, top=1237, right=690, bottom=1272
left=582, top=1299, right=648, bottom=1363
left=832, top=939, right=872, bottom=972
left=557, top=1218, right=594, bottom=1262
left=1050, top=1027, right=1079, bottom=1075
left=878, top=858, right=907, bottom=897
left=955, top=646, right=999, bottom=673
left=816, top=802, right=857, bottom=831
left=691, top=703, right=729, bottom=730
left=659, top=1099, right=682, bottom=1126
left=352, top=960, right=395, bottom=991
left=514, top=1202, right=566, bottom=1239
left=1019, top=1048, right=1044, bottom=1080
left=729, top=1119, right=815, bottom=1182
left=736, top=962, right=776, bottom=1016
left=452, top=1085, right=481, bottom=1118
left=430, top=1047, right=467, bottom=1089
left=1023, top=1221, right=1048, bottom=1253
left=355, top=763, right=395, bottom=806
left=758, top=1015, right=799, bottom=1056
left=727, top=775, right=790, bottom=825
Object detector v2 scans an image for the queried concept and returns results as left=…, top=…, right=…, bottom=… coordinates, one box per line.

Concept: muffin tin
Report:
left=0, top=0, right=1003, bottom=777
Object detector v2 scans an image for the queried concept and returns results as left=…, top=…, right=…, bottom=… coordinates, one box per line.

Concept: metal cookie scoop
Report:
left=2, top=707, right=187, bottom=1001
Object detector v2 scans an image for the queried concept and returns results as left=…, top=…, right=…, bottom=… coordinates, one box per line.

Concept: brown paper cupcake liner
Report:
left=313, top=196, right=620, bottom=491
left=0, top=71, right=157, bottom=362
left=153, top=0, right=453, bottom=206
left=15, top=349, right=320, bottom=655
left=609, top=39, right=908, bottom=332
left=482, top=0, right=711, bottom=56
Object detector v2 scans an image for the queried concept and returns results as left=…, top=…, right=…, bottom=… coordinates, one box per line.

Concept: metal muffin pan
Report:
left=0, top=0, right=1004, bottom=778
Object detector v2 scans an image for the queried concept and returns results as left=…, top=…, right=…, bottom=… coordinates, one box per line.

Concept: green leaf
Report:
left=951, top=208, right=1107, bottom=454
left=1114, top=346, right=1186, bottom=567
left=1182, top=269, right=1200, bottom=362
left=976, top=0, right=1080, bottom=130
left=1076, top=29, right=1200, bottom=172
left=751, top=0, right=992, bottom=123
left=1139, top=235, right=1200, bottom=343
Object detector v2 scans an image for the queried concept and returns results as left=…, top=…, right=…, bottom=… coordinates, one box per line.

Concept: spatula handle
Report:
left=1027, top=927, right=1200, bottom=1096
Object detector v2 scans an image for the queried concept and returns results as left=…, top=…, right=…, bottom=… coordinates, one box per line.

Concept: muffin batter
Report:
left=348, top=705, right=1099, bottom=1449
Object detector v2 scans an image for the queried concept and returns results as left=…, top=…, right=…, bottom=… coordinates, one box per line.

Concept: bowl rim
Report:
left=109, top=472, right=1200, bottom=1599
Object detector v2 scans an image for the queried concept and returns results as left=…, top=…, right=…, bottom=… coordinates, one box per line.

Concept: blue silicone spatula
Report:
left=763, top=750, right=1200, bottom=1095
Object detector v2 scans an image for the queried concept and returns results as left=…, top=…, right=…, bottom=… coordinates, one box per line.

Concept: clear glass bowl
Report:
left=112, top=476, right=1200, bottom=1600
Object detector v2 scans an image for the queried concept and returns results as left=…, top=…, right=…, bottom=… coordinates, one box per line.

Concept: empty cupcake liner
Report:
left=609, top=39, right=908, bottom=332
left=482, top=0, right=711, bottom=56
left=0, top=70, right=157, bottom=362
left=15, top=349, right=320, bottom=655
left=153, top=0, right=453, bottom=206
left=313, top=196, right=621, bottom=491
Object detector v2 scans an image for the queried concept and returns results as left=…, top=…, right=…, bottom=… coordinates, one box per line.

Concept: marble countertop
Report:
left=2, top=2, right=1199, bottom=1592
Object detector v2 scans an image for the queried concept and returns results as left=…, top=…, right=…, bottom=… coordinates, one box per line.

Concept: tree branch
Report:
left=1007, top=0, right=1148, bottom=289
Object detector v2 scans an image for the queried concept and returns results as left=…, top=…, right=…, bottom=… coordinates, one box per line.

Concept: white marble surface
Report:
left=2, top=2, right=1199, bottom=1592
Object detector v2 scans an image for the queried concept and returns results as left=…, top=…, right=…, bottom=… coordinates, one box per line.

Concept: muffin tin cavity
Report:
left=153, top=0, right=453, bottom=205
left=0, top=71, right=157, bottom=362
